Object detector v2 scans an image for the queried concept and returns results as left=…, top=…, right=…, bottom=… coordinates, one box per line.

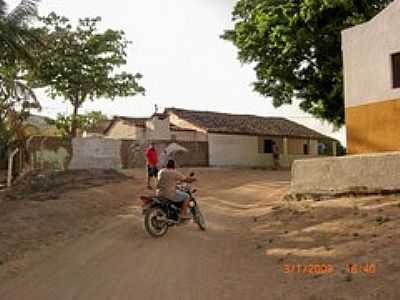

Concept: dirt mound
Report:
left=2, top=169, right=131, bottom=202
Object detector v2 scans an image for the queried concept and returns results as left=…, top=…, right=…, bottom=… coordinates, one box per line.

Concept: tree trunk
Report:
left=71, top=101, right=79, bottom=138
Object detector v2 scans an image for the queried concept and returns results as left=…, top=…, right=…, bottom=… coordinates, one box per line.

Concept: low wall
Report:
left=69, top=138, right=122, bottom=170
left=27, top=137, right=208, bottom=170
left=288, top=152, right=400, bottom=199
left=120, top=140, right=209, bottom=168
left=28, top=136, right=72, bottom=170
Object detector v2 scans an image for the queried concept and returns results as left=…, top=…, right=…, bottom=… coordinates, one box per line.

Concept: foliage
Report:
left=222, top=0, right=393, bottom=127
left=0, top=0, right=41, bottom=63
left=0, top=62, right=41, bottom=148
left=31, top=13, right=145, bottom=137
left=45, top=111, right=107, bottom=138
left=0, top=0, right=41, bottom=152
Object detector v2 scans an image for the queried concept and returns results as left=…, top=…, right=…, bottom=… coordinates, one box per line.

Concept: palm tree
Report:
left=0, top=1, right=41, bottom=166
left=0, top=0, right=40, bottom=62
left=0, top=68, right=41, bottom=143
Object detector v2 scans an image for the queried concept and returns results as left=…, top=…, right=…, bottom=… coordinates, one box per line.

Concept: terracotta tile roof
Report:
left=170, top=125, right=196, bottom=132
left=103, top=116, right=195, bottom=134
left=166, top=108, right=332, bottom=140
left=114, top=116, right=148, bottom=128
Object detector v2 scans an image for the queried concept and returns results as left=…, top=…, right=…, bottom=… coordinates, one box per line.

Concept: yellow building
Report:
left=342, top=1, right=400, bottom=154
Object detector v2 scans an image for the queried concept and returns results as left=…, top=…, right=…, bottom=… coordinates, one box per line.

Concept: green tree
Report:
left=45, top=111, right=107, bottom=138
left=222, top=0, right=392, bottom=127
left=32, top=13, right=145, bottom=137
left=0, top=0, right=41, bottom=62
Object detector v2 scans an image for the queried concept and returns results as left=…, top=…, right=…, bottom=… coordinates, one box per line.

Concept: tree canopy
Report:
left=222, top=0, right=392, bottom=127
left=45, top=111, right=107, bottom=138
left=31, top=13, right=145, bottom=137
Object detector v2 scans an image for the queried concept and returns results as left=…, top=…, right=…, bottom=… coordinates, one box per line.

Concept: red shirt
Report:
left=145, top=147, right=158, bottom=166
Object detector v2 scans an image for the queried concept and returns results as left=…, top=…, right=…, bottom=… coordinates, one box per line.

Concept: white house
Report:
left=89, top=108, right=336, bottom=168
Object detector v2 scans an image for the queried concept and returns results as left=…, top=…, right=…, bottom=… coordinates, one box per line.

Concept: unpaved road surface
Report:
left=0, top=169, right=399, bottom=300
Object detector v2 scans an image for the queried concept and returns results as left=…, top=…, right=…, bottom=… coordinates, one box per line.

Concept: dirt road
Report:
left=0, top=169, right=399, bottom=300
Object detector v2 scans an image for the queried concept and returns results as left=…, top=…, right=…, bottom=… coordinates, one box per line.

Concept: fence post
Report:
left=7, top=148, right=19, bottom=188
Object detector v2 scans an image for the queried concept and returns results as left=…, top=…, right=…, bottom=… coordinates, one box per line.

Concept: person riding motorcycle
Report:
left=156, top=159, right=196, bottom=220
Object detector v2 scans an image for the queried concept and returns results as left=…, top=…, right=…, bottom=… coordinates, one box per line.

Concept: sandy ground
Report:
left=0, top=168, right=399, bottom=300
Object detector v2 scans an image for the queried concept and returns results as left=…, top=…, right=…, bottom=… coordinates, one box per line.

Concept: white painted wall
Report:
left=209, top=133, right=320, bottom=167
left=290, top=151, right=400, bottom=195
left=69, top=137, right=122, bottom=169
left=342, top=1, right=400, bottom=108
left=208, top=134, right=274, bottom=167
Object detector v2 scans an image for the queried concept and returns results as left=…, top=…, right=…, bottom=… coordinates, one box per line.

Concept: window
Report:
left=391, top=52, right=400, bottom=88
left=263, top=140, right=273, bottom=153
left=303, top=143, right=309, bottom=155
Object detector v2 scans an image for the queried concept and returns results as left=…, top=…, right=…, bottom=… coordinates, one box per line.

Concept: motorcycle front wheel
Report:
left=144, top=207, right=169, bottom=238
left=193, top=206, right=207, bottom=231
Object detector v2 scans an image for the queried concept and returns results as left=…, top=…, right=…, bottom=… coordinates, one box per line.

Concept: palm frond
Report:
left=8, top=0, right=39, bottom=25
left=0, top=0, right=42, bottom=65
left=0, top=21, right=39, bottom=64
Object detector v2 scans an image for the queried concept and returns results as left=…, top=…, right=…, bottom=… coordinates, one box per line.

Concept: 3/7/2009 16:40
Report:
left=283, top=263, right=376, bottom=275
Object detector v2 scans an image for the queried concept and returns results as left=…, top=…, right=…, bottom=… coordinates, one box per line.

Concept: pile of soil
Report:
left=1, top=169, right=131, bottom=202
left=0, top=168, right=140, bottom=273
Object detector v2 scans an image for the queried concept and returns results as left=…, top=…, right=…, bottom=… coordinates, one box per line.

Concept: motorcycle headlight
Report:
left=189, top=201, right=195, bottom=208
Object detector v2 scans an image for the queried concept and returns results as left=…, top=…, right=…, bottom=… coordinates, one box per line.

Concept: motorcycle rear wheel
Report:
left=144, top=207, right=169, bottom=238
left=194, top=207, right=207, bottom=231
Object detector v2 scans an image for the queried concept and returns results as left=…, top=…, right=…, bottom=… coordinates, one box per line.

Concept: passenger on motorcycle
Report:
left=156, top=159, right=196, bottom=220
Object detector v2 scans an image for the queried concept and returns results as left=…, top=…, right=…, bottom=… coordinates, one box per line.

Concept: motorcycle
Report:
left=140, top=173, right=207, bottom=238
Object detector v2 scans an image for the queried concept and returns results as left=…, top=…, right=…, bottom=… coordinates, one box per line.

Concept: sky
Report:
left=8, top=0, right=346, bottom=144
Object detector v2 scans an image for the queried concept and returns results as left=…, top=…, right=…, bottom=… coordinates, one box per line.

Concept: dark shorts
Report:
left=147, top=165, right=159, bottom=177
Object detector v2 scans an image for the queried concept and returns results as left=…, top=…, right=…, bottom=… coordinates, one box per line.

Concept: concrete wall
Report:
left=289, top=152, right=400, bottom=197
left=27, top=136, right=207, bottom=170
left=69, top=137, right=122, bottom=170
left=342, top=1, right=400, bottom=154
left=27, top=136, right=72, bottom=170
left=120, top=140, right=209, bottom=168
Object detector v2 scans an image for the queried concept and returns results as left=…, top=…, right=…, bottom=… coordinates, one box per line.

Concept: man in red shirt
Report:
left=145, top=142, right=159, bottom=189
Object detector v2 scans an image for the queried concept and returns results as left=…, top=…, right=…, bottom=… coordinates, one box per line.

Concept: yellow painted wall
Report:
left=288, top=138, right=313, bottom=155
left=346, top=98, right=400, bottom=154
